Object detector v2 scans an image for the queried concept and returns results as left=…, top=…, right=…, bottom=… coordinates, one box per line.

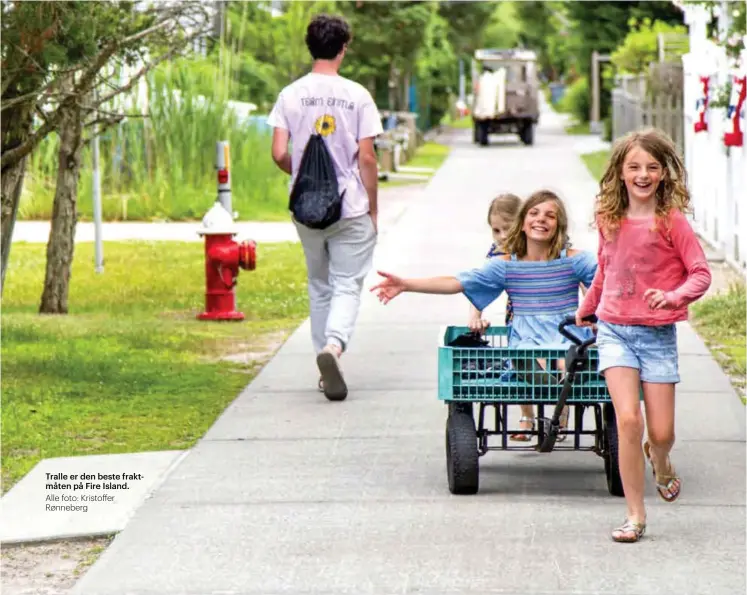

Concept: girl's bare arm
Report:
left=403, top=277, right=463, bottom=294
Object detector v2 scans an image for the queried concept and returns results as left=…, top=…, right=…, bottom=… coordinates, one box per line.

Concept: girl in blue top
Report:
left=372, top=190, right=598, bottom=438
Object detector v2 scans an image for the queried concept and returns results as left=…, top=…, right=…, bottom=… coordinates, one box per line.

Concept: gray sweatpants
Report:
left=294, top=214, right=377, bottom=354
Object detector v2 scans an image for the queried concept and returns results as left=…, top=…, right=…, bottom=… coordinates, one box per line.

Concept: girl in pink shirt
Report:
left=576, top=128, right=712, bottom=543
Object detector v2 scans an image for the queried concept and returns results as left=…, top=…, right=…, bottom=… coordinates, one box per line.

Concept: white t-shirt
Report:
left=268, top=72, right=383, bottom=219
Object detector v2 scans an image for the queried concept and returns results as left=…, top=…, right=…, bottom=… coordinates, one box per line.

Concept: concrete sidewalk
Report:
left=11, top=184, right=422, bottom=245
left=73, top=103, right=746, bottom=594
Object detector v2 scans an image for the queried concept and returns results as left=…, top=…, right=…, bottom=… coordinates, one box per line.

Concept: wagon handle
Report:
left=558, top=314, right=598, bottom=350
left=538, top=314, right=599, bottom=454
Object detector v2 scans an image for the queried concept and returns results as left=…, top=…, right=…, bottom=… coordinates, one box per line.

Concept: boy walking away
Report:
left=268, top=14, right=383, bottom=401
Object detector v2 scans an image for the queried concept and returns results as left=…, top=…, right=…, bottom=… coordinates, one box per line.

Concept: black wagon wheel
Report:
left=445, top=412, right=479, bottom=495
left=448, top=401, right=473, bottom=417
left=603, top=403, right=625, bottom=497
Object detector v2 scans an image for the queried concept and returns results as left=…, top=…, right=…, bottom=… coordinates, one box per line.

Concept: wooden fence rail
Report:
left=612, top=75, right=684, bottom=155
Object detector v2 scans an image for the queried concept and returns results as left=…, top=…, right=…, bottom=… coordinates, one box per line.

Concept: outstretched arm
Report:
left=373, top=258, right=506, bottom=309
left=371, top=271, right=462, bottom=305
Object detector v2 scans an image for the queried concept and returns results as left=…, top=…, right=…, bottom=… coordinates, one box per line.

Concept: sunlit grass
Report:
left=1, top=241, right=309, bottom=492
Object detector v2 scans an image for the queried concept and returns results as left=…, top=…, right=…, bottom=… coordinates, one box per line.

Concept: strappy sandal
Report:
left=643, top=441, right=681, bottom=502
left=611, top=518, right=646, bottom=543
left=511, top=416, right=535, bottom=442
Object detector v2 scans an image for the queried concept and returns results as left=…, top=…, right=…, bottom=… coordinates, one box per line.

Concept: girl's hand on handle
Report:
left=371, top=271, right=406, bottom=304
left=468, top=314, right=490, bottom=333
left=575, top=311, right=592, bottom=327
left=574, top=311, right=598, bottom=333
left=643, top=288, right=670, bottom=310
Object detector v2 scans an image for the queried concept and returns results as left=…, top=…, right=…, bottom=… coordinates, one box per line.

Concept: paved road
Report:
left=73, top=104, right=746, bottom=595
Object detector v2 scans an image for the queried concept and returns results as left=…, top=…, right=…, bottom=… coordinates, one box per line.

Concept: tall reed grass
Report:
left=21, top=58, right=290, bottom=222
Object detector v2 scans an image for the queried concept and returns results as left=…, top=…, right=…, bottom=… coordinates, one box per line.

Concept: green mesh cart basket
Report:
left=437, top=317, right=623, bottom=498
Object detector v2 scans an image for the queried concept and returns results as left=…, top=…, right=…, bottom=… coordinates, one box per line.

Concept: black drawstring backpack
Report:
left=289, top=133, right=344, bottom=230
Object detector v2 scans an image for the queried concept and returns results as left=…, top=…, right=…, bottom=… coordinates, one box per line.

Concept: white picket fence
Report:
left=682, top=5, right=747, bottom=274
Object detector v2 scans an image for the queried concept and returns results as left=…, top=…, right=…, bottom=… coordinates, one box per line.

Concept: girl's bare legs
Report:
left=512, top=404, right=535, bottom=441
left=642, top=382, right=680, bottom=499
left=520, top=404, right=535, bottom=423
left=604, top=367, right=647, bottom=524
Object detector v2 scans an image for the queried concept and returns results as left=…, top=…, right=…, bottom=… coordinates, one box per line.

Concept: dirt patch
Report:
left=1, top=536, right=112, bottom=594
left=217, top=330, right=290, bottom=366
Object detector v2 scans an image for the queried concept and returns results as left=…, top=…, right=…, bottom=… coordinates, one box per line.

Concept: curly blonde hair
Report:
left=504, top=190, right=569, bottom=260
left=595, top=128, right=691, bottom=237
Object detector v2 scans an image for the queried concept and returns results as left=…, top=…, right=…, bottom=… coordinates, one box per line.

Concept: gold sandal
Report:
left=511, top=416, right=535, bottom=442
left=643, top=441, right=681, bottom=503
left=611, top=518, right=646, bottom=543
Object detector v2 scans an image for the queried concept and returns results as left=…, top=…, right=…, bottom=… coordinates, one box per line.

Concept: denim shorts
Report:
left=596, top=321, right=680, bottom=384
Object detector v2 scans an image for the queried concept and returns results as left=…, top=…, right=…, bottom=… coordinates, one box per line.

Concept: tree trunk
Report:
left=1, top=104, right=34, bottom=294
left=39, top=92, right=84, bottom=314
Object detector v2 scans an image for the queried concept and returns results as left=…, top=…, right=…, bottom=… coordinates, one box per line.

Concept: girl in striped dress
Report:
left=371, top=190, right=598, bottom=438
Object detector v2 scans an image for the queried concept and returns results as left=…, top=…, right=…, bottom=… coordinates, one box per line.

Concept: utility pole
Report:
left=458, top=58, right=465, bottom=104
left=215, top=141, right=232, bottom=216
left=590, top=51, right=611, bottom=135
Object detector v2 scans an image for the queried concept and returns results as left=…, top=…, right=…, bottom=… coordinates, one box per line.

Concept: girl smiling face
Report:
left=621, top=145, right=664, bottom=209
left=522, top=199, right=559, bottom=244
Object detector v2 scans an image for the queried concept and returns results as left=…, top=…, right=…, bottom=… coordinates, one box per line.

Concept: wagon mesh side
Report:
left=438, top=326, right=610, bottom=403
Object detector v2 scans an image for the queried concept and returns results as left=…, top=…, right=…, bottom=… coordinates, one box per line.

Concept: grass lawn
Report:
left=445, top=116, right=473, bottom=130
left=566, top=121, right=591, bottom=135
left=405, top=141, right=451, bottom=169
left=581, top=150, right=611, bottom=181
left=380, top=141, right=451, bottom=188
left=691, top=283, right=747, bottom=402
left=1, top=241, right=309, bottom=493
left=440, top=113, right=473, bottom=130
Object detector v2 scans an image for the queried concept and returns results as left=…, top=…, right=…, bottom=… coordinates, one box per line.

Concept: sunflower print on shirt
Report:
left=315, top=115, right=336, bottom=137
left=486, top=243, right=514, bottom=325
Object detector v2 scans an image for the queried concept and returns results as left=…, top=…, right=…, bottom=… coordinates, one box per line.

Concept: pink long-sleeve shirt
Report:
left=577, top=209, right=712, bottom=326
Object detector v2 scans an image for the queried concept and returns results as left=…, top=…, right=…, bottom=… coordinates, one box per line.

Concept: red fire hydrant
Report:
left=197, top=202, right=256, bottom=321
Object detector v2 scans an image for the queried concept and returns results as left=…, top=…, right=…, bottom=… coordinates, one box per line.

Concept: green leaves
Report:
left=611, top=20, right=688, bottom=75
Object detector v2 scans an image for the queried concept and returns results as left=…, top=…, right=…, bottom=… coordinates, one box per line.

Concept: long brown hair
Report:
left=595, top=128, right=690, bottom=236
left=504, top=190, right=569, bottom=260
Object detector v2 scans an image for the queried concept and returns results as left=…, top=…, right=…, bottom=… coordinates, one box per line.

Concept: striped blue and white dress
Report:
left=457, top=249, right=598, bottom=348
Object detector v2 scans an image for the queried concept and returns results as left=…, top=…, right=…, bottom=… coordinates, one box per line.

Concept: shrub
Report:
left=559, top=76, right=590, bottom=124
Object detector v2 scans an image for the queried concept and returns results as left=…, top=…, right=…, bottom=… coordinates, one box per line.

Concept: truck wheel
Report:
left=520, top=122, right=534, bottom=146
left=603, top=403, right=625, bottom=497
left=445, top=412, right=479, bottom=495
left=478, top=122, right=489, bottom=146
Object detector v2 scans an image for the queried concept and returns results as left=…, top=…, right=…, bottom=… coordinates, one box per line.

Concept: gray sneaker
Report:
left=316, top=346, right=348, bottom=401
